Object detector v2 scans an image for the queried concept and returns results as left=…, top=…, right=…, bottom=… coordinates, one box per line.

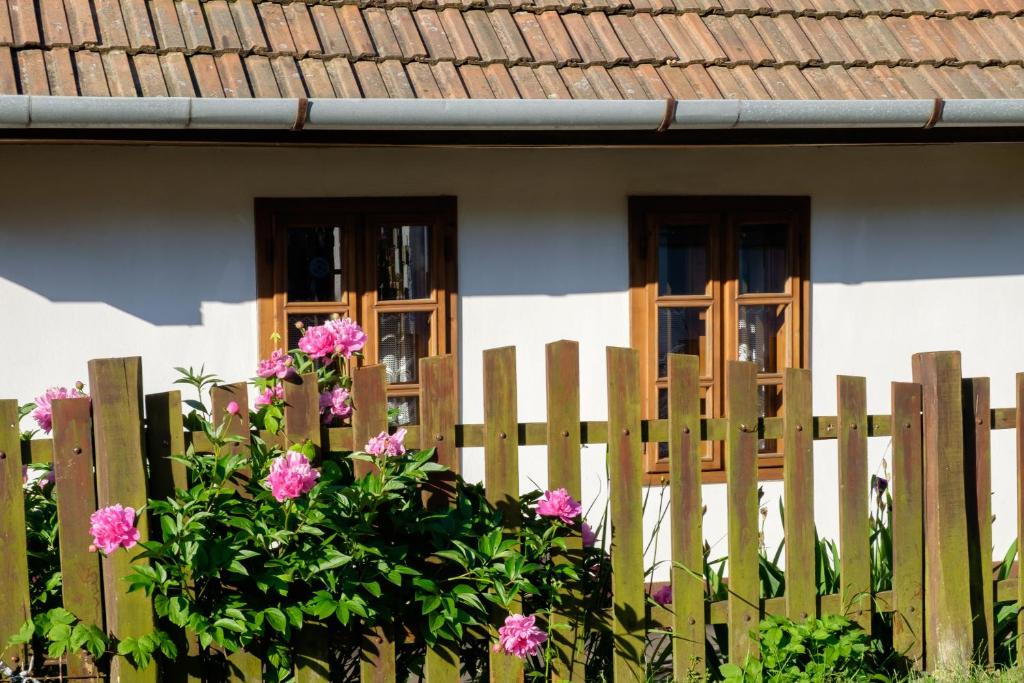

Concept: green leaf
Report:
left=265, top=608, right=287, bottom=634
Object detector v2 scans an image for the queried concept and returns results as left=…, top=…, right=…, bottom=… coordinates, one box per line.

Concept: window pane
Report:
left=658, top=307, right=707, bottom=378
left=388, top=396, right=419, bottom=426
left=288, top=313, right=338, bottom=351
left=757, top=384, right=783, bottom=454
left=379, top=312, right=431, bottom=385
left=657, top=386, right=710, bottom=461
left=738, top=223, right=788, bottom=294
left=378, top=224, right=430, bottom=301
left=288, top=227, right=344, bottom=302
left=737, top=304, right=787, bottom=374
left=658, top=225, right=709, bottom=296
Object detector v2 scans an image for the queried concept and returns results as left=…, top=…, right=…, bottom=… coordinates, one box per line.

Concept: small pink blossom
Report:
left=323, top=318, right=367, bottom=359
left=226, top=401, right=241, bottom=416
left=365, top=428, right=407, bottom=457
left=32, top=385, right=88, bottom=434
left=652, top=585, right=672, bottom=606
left=255, top=385, right=285, bottom=407
left=297, top=325, right=337, bottom=360
left=319, top=387, right=352, bottom=424
left=536, top=488, right=582, bottom=524
left=266, top=451, right=320, bottom=502
left=582, top=522, right=597, bottom=548
left=493, top=614, right=547, bottom=659
left=89, top=505, right=141, bottom=555
left=257, top=349, right=294, bottom=379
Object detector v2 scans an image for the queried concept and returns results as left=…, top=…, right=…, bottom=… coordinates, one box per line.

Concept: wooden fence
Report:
left=0, top=342, right=1019, bottom=681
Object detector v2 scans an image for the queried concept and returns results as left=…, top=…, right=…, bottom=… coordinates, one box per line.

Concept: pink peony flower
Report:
left=226, top=401, right=241, bottom=416
left=319, top=387, right=352, bottom=424
left=582, top=522, right=597, bottom=548
left=257, top=349, right=294, bottom=379
left=266, top=451, right=320, bottom=502
left=323, top=318, right=367, bottom=359
left=493, top=614, right=547, bottom=659
left=32, top=385, right=88, bottom=434
left=365, top=428, right=407, bottom=457
left=297, top=325, right=337, bottom=360
left=255, top=385, right=285, bottom=407
left=652, top=585, right=672, bottom=606
left=89, top=505, right=141, bottom=555
left=536, top=488, right=582, bottom=524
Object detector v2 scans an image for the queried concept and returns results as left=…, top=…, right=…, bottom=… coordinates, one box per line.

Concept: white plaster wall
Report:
left=1, top=142, right=1022, bottom=579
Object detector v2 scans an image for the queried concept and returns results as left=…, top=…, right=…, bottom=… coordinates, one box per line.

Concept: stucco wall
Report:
left=2, top=141, right=1022, bottom=573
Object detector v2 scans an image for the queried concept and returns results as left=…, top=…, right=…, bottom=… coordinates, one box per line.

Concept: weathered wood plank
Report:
left=419, top=355, right=461, bottom=683
left=784, top=368, right=815, bottom=622
left=484, top=347, right=523, bottom=683
left=87, top=356, right=158, bottom=682
left=726, top=361, right=759, bottom=663
left=913, top=352, right=973, bottom=670
left=891, top=382, right=924, bottom=668
left=667, top=354, right=704, bottom=677
left=0, top=399, right=31, bottom=664
left=837, top=375, right=871, bottom=632
left=51, top=398, right=104, bottom=679
left=964, top=377, right=994, bottom=666
left=545, top=340, right=585, bottom=683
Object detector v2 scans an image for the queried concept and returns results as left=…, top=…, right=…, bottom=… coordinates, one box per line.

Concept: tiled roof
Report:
left=1, top=0, right=1022, bottom=98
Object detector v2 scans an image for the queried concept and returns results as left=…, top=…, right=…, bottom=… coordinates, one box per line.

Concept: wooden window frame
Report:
left=629, top=196, right=810, bottom=484
left=255, top=197, right=458, bottom=415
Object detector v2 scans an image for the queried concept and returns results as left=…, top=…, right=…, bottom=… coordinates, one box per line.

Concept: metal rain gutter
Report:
left=0, top=96, right=1023, bottom=131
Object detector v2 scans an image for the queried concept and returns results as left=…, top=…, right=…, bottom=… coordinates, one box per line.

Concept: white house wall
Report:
left=1, top=142, right=1023, bottom=575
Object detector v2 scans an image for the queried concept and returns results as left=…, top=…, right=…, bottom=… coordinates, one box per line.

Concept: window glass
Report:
left=378, top=312, right=431, bottom=385
left=738, top=223, right=788, bottom=294
left=737, top=304, right=787, bottom=374
left=658, top=225, right=709, bottom=296
left=657, top=307, right=708, bottom=378
left=756, top=384, right=783, bottom=454
left=378, top=225, right=431, bottom=301
left=388, top=396, right=419, bottom=426
left=287, top=226, right=344, bottom=302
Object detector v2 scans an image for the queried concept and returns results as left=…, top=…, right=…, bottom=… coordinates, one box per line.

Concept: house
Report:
left=1, top=0, right=1022, bottom=568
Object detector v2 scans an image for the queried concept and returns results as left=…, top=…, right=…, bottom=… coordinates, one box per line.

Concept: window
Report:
left=255, top=198, right=457, bottom=425
left=629, top=197, right=809, bottom=483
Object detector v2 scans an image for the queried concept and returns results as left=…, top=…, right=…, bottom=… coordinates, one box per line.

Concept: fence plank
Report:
left=419, top=355, right=461, bottom=683
left=351, top=365, right=397, bottom=683
left=484, top=347, right=523, bottom=683
left=1017, top=372, right=1024, bottom=668
left=606, top=346, right=645, bottom=683
left=837, top=376, right=871, bottom=632
left=726, top=361, right=759, bottom=663
left=546, top=340, right=585, bottom=683
left=87, top=356, right=158, bottom=682
left=667, top=354, right=704, bottom=677
left=0, top=399, right=31, bottom=665
left=891, top=382, right=924, bottom=668
left=964, top=377, right=993, bottom=666
left=284, top=372, right=331, bottom=683
left=51, top=398, right=104, bottom=679
left=783, top=368, right=815, bottom=623
left=912, top=351, right=973, bottom=670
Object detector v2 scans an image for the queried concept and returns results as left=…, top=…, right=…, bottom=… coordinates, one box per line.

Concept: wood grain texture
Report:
left=667, top=354, right=704, bottom=677
left=0, top=399, right=31, bottom=663
left=483, top=346, right=523, bottom=683
left=837, top=375, right=871, bottom=632
left=51, top=398, right=104, bottom=679
left=912, top=352, right=973, bottom=670
left=783, top=368, right=815, bottom=623
left=725, top=362, right=759, bottom=663
left=545, top=340, right=585, bottom=683
left=87, top=356, right=158, bottom=682
left=963, top=377, right=993, bottom=666
left=606, top=347, right=645, bottom=683
left=891, top=382, right=924, bottom=668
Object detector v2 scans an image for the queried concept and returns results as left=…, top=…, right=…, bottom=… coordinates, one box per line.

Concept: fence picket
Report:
left=964, top=377, right=993, bottom=665
left=606, top=347, right=645, bottom=683
left=545, top=340, right=585, bottom=683
left=783, top=368, right=815, bottom=622
left=87, top=356, right=158, bottom=682
left=891, top=382, right=924, bottom=668
left=483, top=346, right=523, bottom=683
left=419, top=355, right=461, bottom=683
left=351, top=365, right=397, bottom=683
left=837, top=376, right=871, bottom=632
left=51, top=398, right=104, bottom=679
left=284, top=372, right=331, bottom=683
left=0, top=399, right=31, bottom=666
left=667, top=354, right=704, bottom=677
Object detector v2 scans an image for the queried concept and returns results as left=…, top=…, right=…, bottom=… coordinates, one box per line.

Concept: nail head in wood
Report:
left=435, top=434, right=444, bottom=442
left=796, top=424, right=803, bottom=432
left=561, top=430, right=569, bottom=437
left=0, top=451, right=6, bottom=460
left=499, top=431, right=507, bottom=439
left=73, top=447, right=82, bottom=455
